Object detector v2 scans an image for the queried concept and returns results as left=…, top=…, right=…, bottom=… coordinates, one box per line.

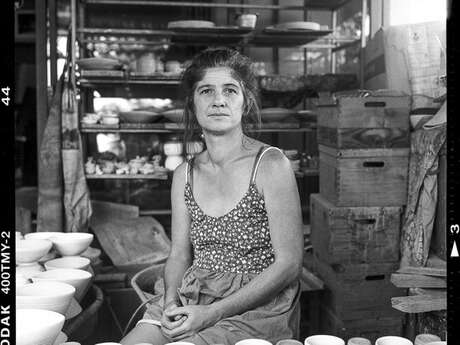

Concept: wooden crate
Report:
left=312, top=253, right=404, bottom=320
left=320, top=304, right=404, bottom=343
left=319, top=145, right=409, bottom=206
left=316, top=94, right=410, bottom=149
left=310, top=193, right=402, bottom=264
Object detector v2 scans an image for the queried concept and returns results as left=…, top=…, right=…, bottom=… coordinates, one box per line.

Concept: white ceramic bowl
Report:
left=52, top=233, right=94, bottom=256
left=16, top=262, right=45, bottom=280
left=235, top=340, right=273, bottom=345
left=276, top=340, right=303, bottom=345
left=16, top=239, right=53, bottom=264
left=16, top=309, right=65, bottom=345
left=163, top=141, right=183, bottom=156
left=375, top=336, right=413, bottom=345
left=16, top=273, right=31, bottom=288
left=45, top=256, right=91, bottom=272
left=305, top=335, right=345, bottom=345
left=24, top=232, right=66, bottom=241
left=165, top=343, right=195, bottom=345
left=17, top=281, right=76, bottom=315
left=31, top=268, right=93, bottom=302
left=415, top=334, right=441, bottom=345
left=425, top=342, right=446, bottom=345
left=347, top=337, right=371, bottom=345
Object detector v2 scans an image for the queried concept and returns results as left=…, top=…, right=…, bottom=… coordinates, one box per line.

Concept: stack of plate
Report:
left=76, top=58, right=122, bottom=70
left=167, top=20, right=215, bottom=29
left=274, top=21, right=321, bottom=31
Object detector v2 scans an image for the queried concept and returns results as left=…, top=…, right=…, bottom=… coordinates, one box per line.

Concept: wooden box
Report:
left=319, top=145, right=410, bottom=206
left=310, top=193, right=402, bottom=264
left=312, top=253, right=404, bottom=320
left=316, top=94, right=410, bottom=149
left=320, top=305, right=404, bottom=343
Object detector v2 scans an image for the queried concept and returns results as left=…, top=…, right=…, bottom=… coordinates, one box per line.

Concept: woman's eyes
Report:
left=198, top=88, right=238, bottom=95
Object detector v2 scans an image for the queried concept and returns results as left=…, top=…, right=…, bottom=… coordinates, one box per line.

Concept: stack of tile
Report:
left=310, top=91, right=411, bottom=341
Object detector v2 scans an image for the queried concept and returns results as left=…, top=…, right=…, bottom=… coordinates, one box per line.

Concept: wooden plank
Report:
left=391, top=295, right=446, bottom=313
left=410, top=287, right=446, bottom=297
left=390, top=273, right=446, bottom=288
left=396, top=266, right=446, bottom=277
left=90, top=200, right=139, bottom=226
left=91, top=216, right=170, bottom=266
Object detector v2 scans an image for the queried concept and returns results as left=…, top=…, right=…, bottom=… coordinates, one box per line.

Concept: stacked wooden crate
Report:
left=311, top=92, right=411, bottom=341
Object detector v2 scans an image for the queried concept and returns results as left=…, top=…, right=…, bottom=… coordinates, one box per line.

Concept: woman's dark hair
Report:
left=180, top=47, right=261, bottom=155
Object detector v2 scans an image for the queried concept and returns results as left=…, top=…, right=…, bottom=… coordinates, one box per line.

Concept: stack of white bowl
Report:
left=16, top=232, right=95, bottom=345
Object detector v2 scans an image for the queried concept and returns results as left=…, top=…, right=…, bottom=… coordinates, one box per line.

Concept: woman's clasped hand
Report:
left=161, top=303, right=220, bottom=340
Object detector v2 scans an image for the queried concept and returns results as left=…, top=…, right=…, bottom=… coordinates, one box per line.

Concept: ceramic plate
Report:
left=76, top=58, right=122, bottom=70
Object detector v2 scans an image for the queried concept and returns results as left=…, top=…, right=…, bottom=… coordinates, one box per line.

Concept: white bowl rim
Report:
left=235, top=339, right=273, bottom=345
left=52, top=233, right=94, bottom=241
left=375, top=336, right=413, bottom=345
left=16, top=238, right=53, bottom=248
left=32, top=268, right=92, bottom=279
left=304, top=334, right=345, bottom=345
left=24, top=232, right=67, bottom=242
left=17, top=308, right=66, bottom=320
left=45, top=256, right=91, bottom=265
left=17, top=281, right=76, bottom=296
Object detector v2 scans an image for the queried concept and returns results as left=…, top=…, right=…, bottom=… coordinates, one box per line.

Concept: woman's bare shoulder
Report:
left=257, top=147, right=292, bottom=185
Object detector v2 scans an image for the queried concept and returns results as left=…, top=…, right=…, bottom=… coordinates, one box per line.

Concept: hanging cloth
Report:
left=61, top=53, right=93, bottom=233
left=400, top=122, right=446, bottom=267
left=36, top=68, right=66, bottom=232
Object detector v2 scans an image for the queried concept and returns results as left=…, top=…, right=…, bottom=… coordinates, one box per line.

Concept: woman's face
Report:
left=193, top=67, right=245, bottom=134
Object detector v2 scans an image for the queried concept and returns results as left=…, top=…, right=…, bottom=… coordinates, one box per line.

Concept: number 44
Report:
left=2, top=87, right=10, bottom=106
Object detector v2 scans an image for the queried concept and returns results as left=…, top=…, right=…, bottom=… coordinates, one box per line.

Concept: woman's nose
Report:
left=212, top=92, right=226, bottom=107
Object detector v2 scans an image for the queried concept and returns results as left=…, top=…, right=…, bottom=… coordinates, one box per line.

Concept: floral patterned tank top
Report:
left=184, top=146, right=282, bottom=275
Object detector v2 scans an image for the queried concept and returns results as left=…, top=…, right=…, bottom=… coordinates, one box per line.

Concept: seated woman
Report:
left=121, top=47, right=304, bottom=345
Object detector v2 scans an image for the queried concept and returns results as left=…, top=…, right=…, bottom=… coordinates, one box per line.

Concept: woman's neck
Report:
left=202, top=127, right=247, bottom=168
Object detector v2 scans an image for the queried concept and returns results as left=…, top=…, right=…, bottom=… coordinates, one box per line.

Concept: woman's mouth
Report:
left=208, top=113, right=230, bottom=117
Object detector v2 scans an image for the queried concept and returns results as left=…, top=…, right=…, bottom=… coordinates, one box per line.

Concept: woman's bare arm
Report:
left=163, top=162, right=193, bottom=306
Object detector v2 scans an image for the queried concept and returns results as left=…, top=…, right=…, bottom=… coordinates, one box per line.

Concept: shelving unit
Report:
left=70, top=0, right=365, bottom=224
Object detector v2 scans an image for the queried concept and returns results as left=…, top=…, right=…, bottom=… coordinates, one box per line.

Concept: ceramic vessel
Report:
left=235, top=340, right=273, bottom=345
left=347, top=337, right=371, bottom=345
left=276, top=340, right=303, bottom=345
left=31, top=268, right=93, bottom=302
left=45, top=256, right=91, bottom=272
left=16, top=262, right=45, bottom=280
left=16, top=309, right=65, bottom=345
left=304, top=335, right=345, bottom=345
left=16, top=281, right=76, bottom=315
left=415, top=334, right=441, bottom=345
left=51, top=233, right=94, bottom=256
left=375, top=336, right=414, bottom=345
left=16, top=239, right=53, bottom=264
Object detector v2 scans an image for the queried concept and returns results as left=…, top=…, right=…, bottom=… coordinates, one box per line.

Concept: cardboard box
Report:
left=364, top=21, right=446, bottom=109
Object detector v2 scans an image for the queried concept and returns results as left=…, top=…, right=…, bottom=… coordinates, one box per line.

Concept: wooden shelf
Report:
left=83, top=0, right=351, bottom=11
left=86, top=173, right=169, bottom=180
left=80, top=122, right=315, bottom=133
left=77, top=27, right=333, bottom=47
